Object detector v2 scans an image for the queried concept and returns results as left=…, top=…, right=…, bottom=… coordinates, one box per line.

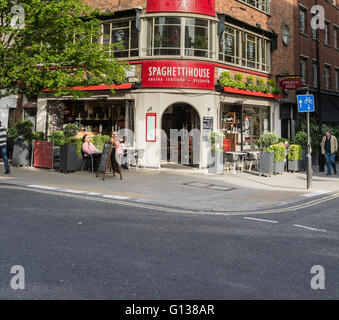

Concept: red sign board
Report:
left=33, top=141, right=53, bottom=169
left=223, top=139, right=232, bottom=152
left=142, top=60, right=215, bottom=90
left=279, top=78, right=302, bottom=90
left=147, top=0, right=215, bottom=17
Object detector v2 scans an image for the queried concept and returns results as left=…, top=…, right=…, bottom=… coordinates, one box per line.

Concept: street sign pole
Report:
left=306, top=90, right=312, bottom=190
left=297, top=91, right=314, bottom=190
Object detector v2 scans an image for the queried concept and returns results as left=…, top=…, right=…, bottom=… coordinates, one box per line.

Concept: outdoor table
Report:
left=224, top=152, right=247, bottom=173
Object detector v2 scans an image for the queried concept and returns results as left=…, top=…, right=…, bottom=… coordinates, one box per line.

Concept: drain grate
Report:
left=184, top=182, right=235, bottom=192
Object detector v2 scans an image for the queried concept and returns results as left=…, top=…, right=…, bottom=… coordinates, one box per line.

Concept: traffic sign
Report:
left=297, top=94, right=315, bottom=112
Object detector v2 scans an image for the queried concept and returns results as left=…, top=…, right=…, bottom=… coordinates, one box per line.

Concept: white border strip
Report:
left=244, top=217, right=279, bottom=224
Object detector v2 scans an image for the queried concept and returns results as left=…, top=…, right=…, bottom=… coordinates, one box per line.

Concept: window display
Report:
left=221, top=104, right=271, bottom=151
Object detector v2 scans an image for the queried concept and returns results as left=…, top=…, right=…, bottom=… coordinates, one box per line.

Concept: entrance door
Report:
left=161, top=103, right=200, bottom=167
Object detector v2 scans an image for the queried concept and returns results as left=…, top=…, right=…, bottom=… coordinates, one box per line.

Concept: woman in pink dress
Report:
left=82, top=134, right=101, bottom=171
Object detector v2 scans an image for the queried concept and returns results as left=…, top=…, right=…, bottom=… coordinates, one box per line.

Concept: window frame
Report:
left=101, top=18, right=139, bottom=58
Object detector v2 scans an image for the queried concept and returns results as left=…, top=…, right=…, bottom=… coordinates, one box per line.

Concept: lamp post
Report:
left=315, top=0, right=324, bottom=172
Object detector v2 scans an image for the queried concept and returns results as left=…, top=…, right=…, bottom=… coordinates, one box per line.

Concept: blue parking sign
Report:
left=297, top=94, right=315, bottom=112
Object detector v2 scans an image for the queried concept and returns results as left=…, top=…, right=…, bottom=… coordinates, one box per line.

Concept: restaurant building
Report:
left=36, top=0, right=292, bottom=170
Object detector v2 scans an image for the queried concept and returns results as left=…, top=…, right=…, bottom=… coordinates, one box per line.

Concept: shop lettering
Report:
left=148, top=66, right=210, bottom=79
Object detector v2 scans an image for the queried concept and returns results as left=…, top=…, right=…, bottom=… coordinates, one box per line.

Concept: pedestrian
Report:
left=321, top=130, right=338, bottom=175
left=0, top=121, right=11, bottom=174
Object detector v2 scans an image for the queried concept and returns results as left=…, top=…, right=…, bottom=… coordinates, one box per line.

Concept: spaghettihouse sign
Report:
left=142, top=60, right=215, bottom=90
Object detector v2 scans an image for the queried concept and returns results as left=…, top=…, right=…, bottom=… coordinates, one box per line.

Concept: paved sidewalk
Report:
left=0, top=164, right=338, bottom=212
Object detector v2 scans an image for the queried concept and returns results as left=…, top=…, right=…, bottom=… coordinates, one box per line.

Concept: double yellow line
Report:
left=2, top=184, right=339, bottom=217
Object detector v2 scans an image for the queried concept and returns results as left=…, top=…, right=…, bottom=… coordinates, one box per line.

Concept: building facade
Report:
left=36, top=0, right=301, bottom=169
left=295, top=0, right=339, bottom=125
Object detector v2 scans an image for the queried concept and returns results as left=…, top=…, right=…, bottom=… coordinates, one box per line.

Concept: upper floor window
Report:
left=299, top=7, right=307, bottom=34
left=334, top=26, right=338, bottom=49
left=300, top=57, right=308, bottom=84
left=146, top=17, right=214, bottom=58
left=324, top=21, right=330, bottom=45
left=335, top=69, right=339, bottom=91
left=102, top=20, right=139, bottom=58
left=219, top=25, right=271, bottom=72
left=238, top=0, right=271, bottom=14
left=325, top=65, right=331, bottom=89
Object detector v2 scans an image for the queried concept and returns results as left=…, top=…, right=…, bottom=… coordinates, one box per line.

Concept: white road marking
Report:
left=27, top=185, right=58, bottom=191
left=244, top=217, right=279, bottom=224
left=293, top=224, right=327, bottom=232
left=102, top=194, right=130, bottom=200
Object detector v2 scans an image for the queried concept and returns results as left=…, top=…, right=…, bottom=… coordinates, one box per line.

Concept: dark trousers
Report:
left=325, top=153, right=336, bottom=174
left=0, top=146, right=10, bottom=172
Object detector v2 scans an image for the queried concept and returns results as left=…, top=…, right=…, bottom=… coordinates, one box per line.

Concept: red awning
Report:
left=42, top=83, right=132, bottom=92
left=224, top=87, right=281, bottom=99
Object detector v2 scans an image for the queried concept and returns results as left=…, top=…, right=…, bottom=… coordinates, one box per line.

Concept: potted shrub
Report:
left=11, top=120, right=34, bottom=166
left=271, top=144, right=286, bottom=174
left=294, top=131, right=308, bottom=170
left=288, top=144, right=302, bottom=172
left=56, top=124, right=82, bottom=172
left=208, top=132, right=225, bottom=174
left=258, top=132, right=279, bottom=176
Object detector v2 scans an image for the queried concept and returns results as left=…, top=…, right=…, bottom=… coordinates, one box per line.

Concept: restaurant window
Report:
left=219, top=26, right=271, bottom=72
left=101, top=20, right=139, bottom=58
left=146, top=17, right=213, bottom=58
left=221, top=104, right=271, bottom=151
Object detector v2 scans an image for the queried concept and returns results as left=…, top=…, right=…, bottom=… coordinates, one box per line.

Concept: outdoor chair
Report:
left=245, top=152, right=259, bottom=171
left=224, top=152, right=240, bottom=173
left=81, top=151, right=94, bottom=173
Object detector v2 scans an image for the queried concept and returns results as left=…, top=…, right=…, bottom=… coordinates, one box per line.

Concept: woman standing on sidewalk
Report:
left=0, top=121, right=10, bottom=174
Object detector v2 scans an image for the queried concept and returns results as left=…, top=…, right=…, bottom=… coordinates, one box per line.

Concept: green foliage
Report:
left=258, top=132, right=279, bottom=149
left=69, top=138, right=84, bottom=156
left=63, top=123, right=78, bottom=139
left=51, top=131, right=66, bottom=146
left=0, top=0, right=127, bottom=99
left=8, top=127, right=17, bottom=140
left=14, top=120, right=34, bottom=140
left=288, top=144, right=302, bottom=161
left=271, top=144, right=286, bottom=162
left=246, top=76, right=255, bottom=84
left=32, top=131, right=45, bottom=141
left=294, top=131, right=308, bottom=151
left=267, top=80, right=276, bottom=87
left=299, top=117, right=339, bottom=155
left=257, top=78, right=265, bottom=85
left=219, top=74, right=279, bottom=94
left=91, top=135, right=110, bottom=151
left=234, top=74, right=243, bottom=81
left=220, top=72, right=230, bottom=79
left=209, top=132, right=225, bottom=153
left=262, top=147, right=274, bottom=153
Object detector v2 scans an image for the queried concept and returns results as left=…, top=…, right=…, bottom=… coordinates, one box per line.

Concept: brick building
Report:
left=35, top=0, right=322, bottom=169
left=295, top=0, right=339, bottom=124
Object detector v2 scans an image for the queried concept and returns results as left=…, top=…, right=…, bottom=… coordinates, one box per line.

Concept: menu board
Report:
left=97, top=142, right=113, bottom=180
left=146, top=113, right=157, bottom=142
left=203, top=116, right=213, bottom=141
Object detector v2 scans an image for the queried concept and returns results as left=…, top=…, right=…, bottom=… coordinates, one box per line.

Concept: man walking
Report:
left=321, top=130, right=338, bottom=176
left=0, top=121, right=11, bottom=174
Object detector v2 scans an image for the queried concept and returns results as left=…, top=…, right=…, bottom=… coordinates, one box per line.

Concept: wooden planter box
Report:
left=259, top=152, right=274, bottom=176
left=12, top=141, right=31, bottom=166
left=60, top=145, right=82, bottom=172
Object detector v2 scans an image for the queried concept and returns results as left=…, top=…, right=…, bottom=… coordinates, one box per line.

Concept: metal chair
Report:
left=245, top=152, right=259, bottom=171
left=81, top=151, right=94, bottom=173
left=224, top=152, right=239, bottom=173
